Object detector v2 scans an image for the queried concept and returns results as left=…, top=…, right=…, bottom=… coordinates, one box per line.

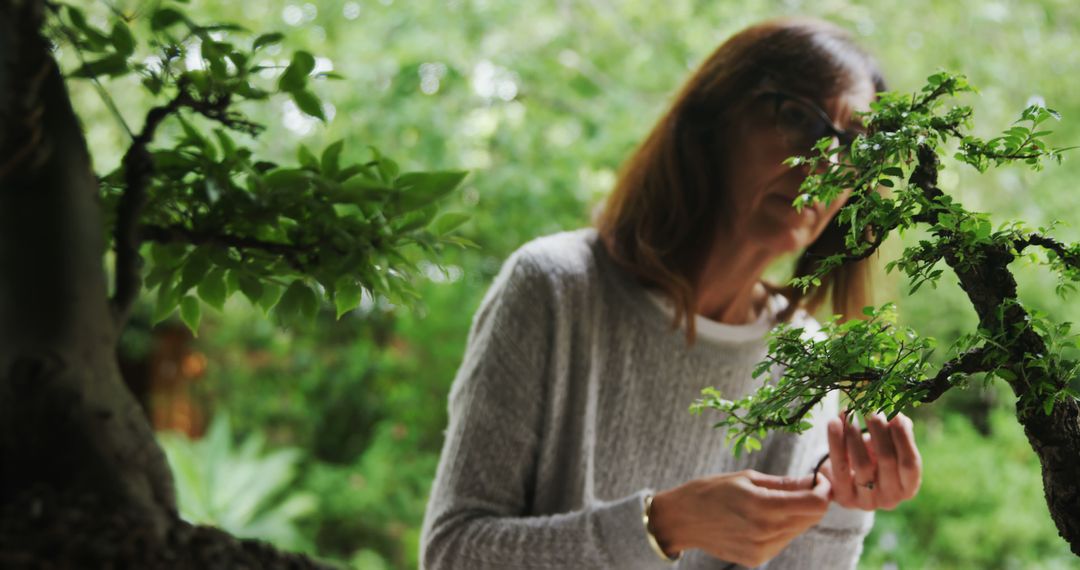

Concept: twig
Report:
left=912, top=346, right=994, bottom=404
left=1015, top=233, right=1080, bottom=271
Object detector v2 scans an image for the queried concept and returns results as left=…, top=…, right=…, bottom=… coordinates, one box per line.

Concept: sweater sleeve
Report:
left=419, top=248, right=674, bottom=570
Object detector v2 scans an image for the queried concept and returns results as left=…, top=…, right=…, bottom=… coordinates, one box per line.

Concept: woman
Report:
left=421, top=17, right=922, bottom=569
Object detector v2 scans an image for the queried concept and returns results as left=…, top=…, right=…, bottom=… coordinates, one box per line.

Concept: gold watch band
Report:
left=643, top=494, right=683, bottom=563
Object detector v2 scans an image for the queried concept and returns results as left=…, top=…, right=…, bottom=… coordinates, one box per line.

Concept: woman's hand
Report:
left=819, top=411, right=922, bottom=511
left=650, top=470, right=831, bottom=567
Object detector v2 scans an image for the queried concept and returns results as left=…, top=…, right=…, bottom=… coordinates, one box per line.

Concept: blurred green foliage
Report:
left=69, top=0, right=1080, bottom=567
left=158, top=415, right=317, bottom=551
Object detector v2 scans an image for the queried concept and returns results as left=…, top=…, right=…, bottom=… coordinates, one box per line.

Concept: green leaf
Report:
left=275, top=280, right=318, bottom=324
left=144, top=264, right=174, bottom=289
left=66, top=6, right=110, bottom=50
left=224, top=269, right=240, bottom=297
left=197, top=268, right=228, bottom=311
left=151, top=7, right=186, bottom=32
left=180, top=296, right=202, bottom=335
left=259, top=282, right=284, bottom=312
left=297, top=145, right=319, bottom=170
left=321, top=140, right=345, bottom=177
left=153, top=282, right=180, bottom=325
left=291, top=89, right=325, bottom=121
left=393, top=170, right=468, bottom=212
left=110, top=22, right=136, bottom=56
left=180, top=248, right=212, bottom=293
left=71, top=54, right=130, bottom=79
left=252, top=32, right=284, bottom=51
left=291, top=51, right=317, bottom=75
left=334, top=277, right=363, bottom=318
left=377, top=157, right=400, bottom=183
left=263, top=168, right=311, bottom=191
left=278, top=50, right=316, bottom=92
left=213, top=129, right=237, bottom=159
left=339, top=175, right=394, bottom=199
left=238, top=274, right=264, bottom=306
left=433, top=212, right=471, bottom=235
left=395, top=205, right=438, bottom=233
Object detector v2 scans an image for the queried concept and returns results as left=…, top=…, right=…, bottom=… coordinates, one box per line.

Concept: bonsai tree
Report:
left=0, top=0, right=470, bottom=565
left=693, top=72, right=1080, bottom=556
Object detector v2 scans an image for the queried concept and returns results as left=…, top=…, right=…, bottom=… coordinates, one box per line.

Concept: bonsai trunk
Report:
left=0, top=0, right=175, bottom=537
left=1019, top=399, right=1080, bottom=557
left=944, top=211, right=1080, bottom=556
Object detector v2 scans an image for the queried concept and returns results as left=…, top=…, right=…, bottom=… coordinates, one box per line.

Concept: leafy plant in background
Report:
left=0, top=0, right=468, bottom=564
left=159, top=415, right=316, bottom=550
left=694, top=72, right=1080, bottom=554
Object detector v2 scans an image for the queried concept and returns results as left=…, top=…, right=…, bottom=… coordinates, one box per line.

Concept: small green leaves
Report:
left=696, top=304, right=936, bottom=455
left=73, top=8, right=471, bottom=345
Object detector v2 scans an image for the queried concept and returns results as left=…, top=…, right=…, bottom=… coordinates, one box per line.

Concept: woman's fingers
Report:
left=888, top=413, right=922, bottom=497
left=821, top=411, right=922, bottom=511
left=826, top=414, right=855, bottom=505
left=845, top=416, right=877, bottom=510
left=866, top=413, right=902, bottom=509
left=747, top=472, right=816, bottom=492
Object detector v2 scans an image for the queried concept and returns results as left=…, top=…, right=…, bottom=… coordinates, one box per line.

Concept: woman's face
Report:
left=719, top=79, right=876, bottom=254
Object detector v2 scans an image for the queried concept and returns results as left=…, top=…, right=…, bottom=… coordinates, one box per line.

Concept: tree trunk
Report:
left=0, top=0, right=174, bottom=537
left=1019, top=399, right=1080, bottom=557
left=0, top=5, right=337, bottom=567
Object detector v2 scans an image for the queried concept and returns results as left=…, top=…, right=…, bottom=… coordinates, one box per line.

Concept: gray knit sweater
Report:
left=420, top=228, right=873, bottom=569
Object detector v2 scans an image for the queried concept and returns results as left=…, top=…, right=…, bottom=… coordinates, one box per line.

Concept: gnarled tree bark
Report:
left=0, top=0, right=175, bottom=537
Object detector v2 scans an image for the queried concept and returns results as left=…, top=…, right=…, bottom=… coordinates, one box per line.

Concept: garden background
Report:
left=70, top=0, right=1080, bottom=568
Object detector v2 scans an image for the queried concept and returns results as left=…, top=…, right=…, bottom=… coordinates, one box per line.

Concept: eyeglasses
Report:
left=758, top=91, right=864, bottom=158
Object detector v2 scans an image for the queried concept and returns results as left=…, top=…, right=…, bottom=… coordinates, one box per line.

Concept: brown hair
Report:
left=595, top=17, right=886, bottom=343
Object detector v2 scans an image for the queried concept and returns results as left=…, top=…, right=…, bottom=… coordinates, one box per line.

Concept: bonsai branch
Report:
left=111, top=84, right=265, bottom=325
left=914, top=346, right=996, bottom=404
left=140, top=223, right=329, bottom=272
left=111, top=89, right=193, bottom=325
left=1016, top=233, right=1080, bottom=270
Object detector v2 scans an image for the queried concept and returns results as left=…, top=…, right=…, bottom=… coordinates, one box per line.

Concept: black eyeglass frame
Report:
left=756, top=90, right=864, bottom=156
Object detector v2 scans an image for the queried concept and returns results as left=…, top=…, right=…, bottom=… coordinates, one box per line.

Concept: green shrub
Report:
left=158, top=415, right=318, bottom=551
